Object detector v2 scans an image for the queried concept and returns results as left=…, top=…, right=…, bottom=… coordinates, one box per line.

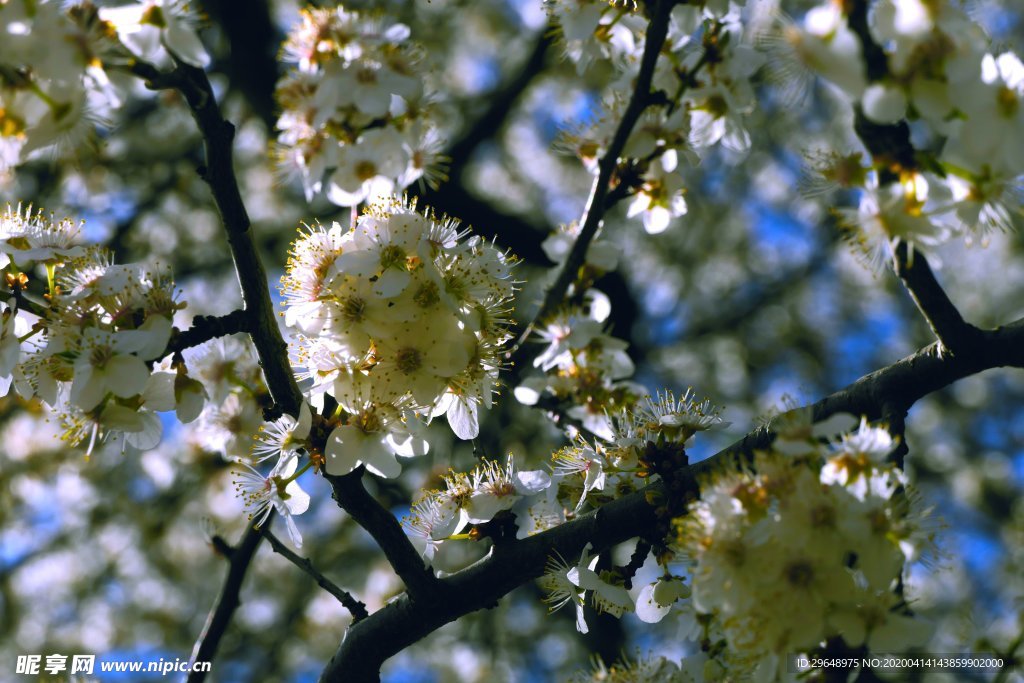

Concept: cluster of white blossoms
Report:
left=281, top=196, right=516, bottom=479
left=655, top=418, right=936, bottom=680
left=405, top=388, right=723, bottom=609
left=552, top=0, right=1023, bottom=255
left=0, top=0, right=209, bottom=179
left=515, top=294, right=641, bottom=439
left=404, top=455, right=552, bottom=562
left=551, top=0, right=760, bottom=234
left=765, top=0, right=1024, bottom=263
left=515, top=224, right=640, bottom=437
left=188, top=334, right=268, bottom=460
left=509, top=414, right=939, bottom=678
left=274, top=6, right=445, bottom=205
left=1, top=1, right=109, bottom=176
left=0, top=204, right=205, bottom=455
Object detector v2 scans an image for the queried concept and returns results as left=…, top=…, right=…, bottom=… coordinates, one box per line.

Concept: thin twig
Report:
left=262, top=529, right=369, bottom=622
left=209, top=534, right=235, bottom=560
left=506, top=0, right=675, bottom=368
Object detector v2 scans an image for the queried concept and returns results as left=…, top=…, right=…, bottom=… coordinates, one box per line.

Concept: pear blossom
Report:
left=285, top=196, right=515, bottom=454
left=70, top=328, right=152, bottom=412
left=626, top=160, right=688, bottom=235
left=324, top=411, right=410, bottom=479
left=540, top=552, right=589, bottom=634
left=464, top=456, right=551, bottom=524
left=567, top=543, right=634, bottom=618
left=759, top=3, right=867, bottom=102
left=251, top=403, right=313, bottom=463
left=635, top=388, right=727, bottom=443
left=553, top=442, right=607, bottom=512
left=274, top=6, right=443, bottom=205
left=233, top=453, right=310, bottom=547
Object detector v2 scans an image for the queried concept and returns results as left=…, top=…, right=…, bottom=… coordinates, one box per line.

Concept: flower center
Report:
left=784, top=560, right=815, bottom=588
left=355, top=160, right=377, bottom=182
left=89, top=345, right=113, bottom=369
left=395, top=347, right=422, bottom=374
left=413, top=281, right=440, bottom=308
left=340, top=295, right=365, bottom=322
left=356, top=67, right=378, bottom=85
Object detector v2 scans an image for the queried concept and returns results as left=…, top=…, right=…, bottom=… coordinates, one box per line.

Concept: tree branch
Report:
left=187, top=518, right=265, bottom=682
left=326, top=471, right=438, bottom=601
left=122, top=57, right=303, bottom=418
left=165, top=309, right=251, bottom=356
left=891, top=242, right=983, bottom=356
left=320, top=315, right=1024, bottom=682
left=319, top=477, right=664, bottom=683
left=843, top=2, right=982, bottom=357
left=114, top=56, right=308, bottom=681
left=262, top=529, right=369, bottom=622
left=507, top=0, right=675, bottom=367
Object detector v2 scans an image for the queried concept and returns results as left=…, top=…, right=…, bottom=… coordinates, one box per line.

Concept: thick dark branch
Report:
left=846, top=0, right=917, bottom=173
left=843, top=4, right=981, bottom=358
left=697, top=319, right=1024, bottom=472
left=187, top=519, right=265, bottom=682
left=321, top=316, right=1024, bottom=682
left=326, top=471, right=438, bottom=601
left=507, top=0, right=674, bottom=367
left=891, top=242, right=983, bottom=355
left=165, top=309, right=251, bottom=356
left=319, top=480, right=664, bottom=683
left=262, top=529, right=369, bottom=622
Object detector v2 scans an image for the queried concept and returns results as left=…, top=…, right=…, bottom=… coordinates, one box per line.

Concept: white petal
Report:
left=386, top=432, right=430, bottom=457
left=164, top=19, right=210, bottom=67
left=516, top=470, right=552, bottom=494
left=636, top=583, right=672, bottom=623
left=283, top=480, right=310, bottom=516
left=175, top=379, right=206, bottom=424
left=107, top=355, right=150, bottom=398
left=363, top=447, right=402, bottom=479
left=324, top=427, right=361, bottom=476
left=125, top=411, right=164, bottom=450
left=143, top=372, right=176, bottom=412
left=282, top=512, right=304, bottom=548
left=447, top=397, right=479, bottom=440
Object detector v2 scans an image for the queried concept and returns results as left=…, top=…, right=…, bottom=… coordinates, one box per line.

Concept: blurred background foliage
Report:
left=1, top=0, right=1023, bottom=681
